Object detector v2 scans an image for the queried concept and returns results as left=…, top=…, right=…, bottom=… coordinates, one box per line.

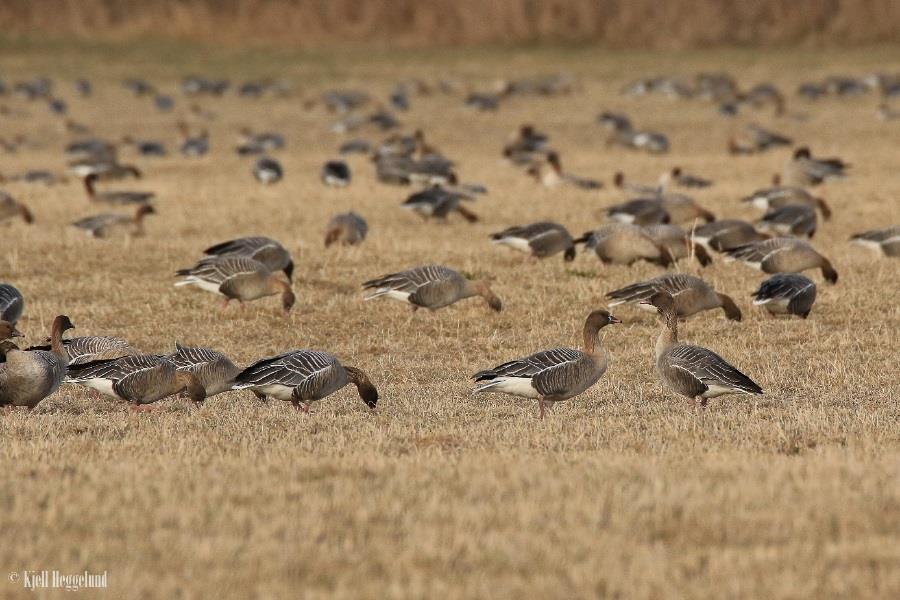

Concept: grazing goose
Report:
left=643, top=224, right=712, bottom=267
left=0, top=315, right=74, bottom=410
left=253, top=157, right=283, bottom=184
left=741, top=186, right=831, bottom=220
left=607, top=198, right=670, bottom=226
left=179, top=124, right=210, bottom=157
left=0, top=284, right=24, bottom=325
left=66, top=355, right=206, bottom=410
left=401, top=185, right=478, bottom=223
left=575, top=224, right=674, bottom=267
left=758, top=204, right=818, bottom=238
left=321, top=160, right=351, bottom=187
left=751, top=274, right=817, bottom=318
left=725, top=237, right=838, bottom=283
left=83, top=174, right=154, bottom=206
left=527, top=152, right=603, bottom=189
left=667, top=167, right=713, bottom=189
left=659, top=194, right=716, bottom=224
left=339, top=139, right=371, bottom=155
left=72, top=205, right=156, bottom=238
left=472, top=310, right=621, bottom=419
left=203, top=236, right=294, bottom=282
left=70, top=161, right=142, bottom=182
left=612, top=172, right=660, bottom=196
left=490, top=222, right=576, bottom=262
left=231, top=349, right=378, bottom=412
left=363, top=265, right=501, bottom=312
left=175, top=257, right=295, bottom=312
left=849, top=226, right=900, bottom=257
left=28, top=335, right=138, bottom=365
left=783, top=147, right=849, bottom=186
left=607, top=273, right=741, bottom=321
left=643, top=292, right=762, bottom=408
left=0, top=192, right=34, bottom=224
left=324, top=212, right=368, bottom=247
left=728, top=124, right=792, bottom=154
left=693, top=219, right=768, bottom=252
left=167, top=343, right=241, bottom=398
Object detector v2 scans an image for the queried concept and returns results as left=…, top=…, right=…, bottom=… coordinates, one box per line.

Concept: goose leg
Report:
left=221, top=298, right=230, bottom=312
left=130, top=403, right=155, bottom=413
left=538, top=398, right=546, bottom=420
left=694, top=396, right=708, bottom=409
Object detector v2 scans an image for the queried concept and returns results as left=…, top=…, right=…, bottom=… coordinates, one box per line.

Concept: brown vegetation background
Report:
left=2, top=0, right=900, bottom=48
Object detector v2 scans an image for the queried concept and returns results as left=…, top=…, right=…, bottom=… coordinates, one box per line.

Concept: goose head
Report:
left=175, top=371, right=206, bottom=404
left=793, top=147, right=811, bottom=160
left=470, top=280, right=502, bottom=312
left=0, top=320, right=23, bottom=340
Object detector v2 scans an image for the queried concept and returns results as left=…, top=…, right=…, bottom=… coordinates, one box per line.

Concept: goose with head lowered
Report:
left=642, top=291, right=762, bottom=408
left=642, top=224, right=712, bottom=267
left=72, top=205, right=156, bottom=238
left=751, top=273, right=817, bottom=319
left=83, top=173, right=154, bottom=206
left=849, top=226, right=900, bottom=257
left=0, top=191, right=34, bottom=225
left=725, top=237, right=838, bottom=283
left=607, top=273, right=741, bottom=321
left=692, top=219, right=768, bottom=253
left=782, top=147, right=849, bottom=187
left=324, top=212, right=368, bottom=247
left=175, top=257, right=295, bottom=312
left=0, top=283, right=24, bottom=325
left=490, top=222, right=576, bottom=262
left=0, top=315, right=73, bottom=411
left=575, top=223, right=675, bottom=267
left=202, top=236, right=294, bottom=282
left=757, top=204, right=818, bottom=238
left=473, top=310, right=620, bottom=419
left=363, top=265, right=501, bottom=312
left=741, top=185, right=831, bottom=220
left=167, top=343, right=241, bottom=398
left=231, top=349, right=378, bottom=412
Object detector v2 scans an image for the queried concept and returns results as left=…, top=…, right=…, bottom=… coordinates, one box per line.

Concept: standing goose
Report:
left=527, top=152, right=603, bottom=189
left=27, top=335, right=138, bottom=365
left=203, top=236, right=295, bottom=282
left=72, top=205, right=156, bottom=238
left=490, top=222, right=576, bottom=262
left=362, top=265, right=502, bottom=312
left=741, top=186, right=831, bottom=220
left=83, top=174, right=154, bottom=206
left=666, top=167, right=713, bottom=189
left=725, top=237, right=838, bottom=283
left=0, top=315, right=74, bottom=410
left=66, top=354, right=206, bottom=410
left=642, top=224, right=712, bottom=267
left=0, top=283, right=24, bottom=325
left=401, top=186, right=478, bottom=223
left=849, top=226, right=900, bottom=257
left=231, top=349, right=378, bottom=412
left=757, top=204, right=818, bottom=238
left=324, top=212, right=368, bottom=247
left=0, top=191, right=34, bottom=224
left=575, top=224, right=675, bottom=267
left=167, top=343, right=241, bottom=398
left=607, top=273, right=741, bottom=321
left=612, top=172, right=660, bottom=196
left=783, top=147, right=849, bottom=186
left=693, top=219, right=768, bottom=252
left=175, top=257, right=295, bottom=312
left=473, top=310, right=621, bottom=418
left=253, top=157, right=283, bottom=184
left=321, top=160, right=351, bottom=187
left=643, top=292, right=762, bottom=408
left=751, top=274, right=817, bottom=318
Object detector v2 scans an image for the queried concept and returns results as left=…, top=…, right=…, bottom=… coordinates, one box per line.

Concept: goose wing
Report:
left=66, top=354, right=164, bottom=383
left=752, top=274, right=815, bottom=302
left=362, top=264, right=459, bottom=296
left=204, top=236, right=281, bottom=259
left=850, top=226, right=900, bottom=243
left=0, top=284, right=24, bottom=323
left=169, top=343, right=231, bottom=368
left=667, top=345, right=762, bottom=395
left=725, top=238, right=793, bottom=263
left=606, top=273, right=701, bottom=304
left=64, top=336, right=136, bottom=365
left=234, top=349, right=338, bottom=390
left=175, top=257, right=266, bottom=287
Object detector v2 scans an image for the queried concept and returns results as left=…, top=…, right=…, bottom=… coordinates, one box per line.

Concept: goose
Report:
left=339, top=139, right=371, bottom=155
left=27, top=335, right=138, bottom=365
left=612, top=172, right=660, bottom=196
left=527, top=152, right=603, bottom=189
left=667, top=167, right=713, bottom=189
left=783, top=147, right=849, bottom=186
left=154, top=94, right=174, bottom=112
left=232, top=349, right=377, bottom=412
left=72, top=205, right=156, bottom=238
left=0, top=315, right=74, bottom=410
left=321, top=160, right=351, bottom=187
left=728, top=124, right=792, bottom=154
left=658, top=193, right=716, bottom=224
left=751, top=274, right=817, bottom=318
left=178, top=123, right=209, bottom=157
left=607, top=273, right=741, bottom=321
left=741, top=186, right=831, bottom=220
left=877, top=103, right=900, bottom=121
left=0, top=284, right=24, bottom=325
left=175, top=257, right=295, bottom=312
left=642, top=292, right=762, bottom=408
left=66, top=354, right=206, bottom=410
left=203, top=236, right=295, bottom=282
left=725, top=237, right=838, bottom=283
left=505, top=124, right=549, bottom=154
left=490, top=222, right=576, bottom=262
left=363, top=265, right=501, bottom=312
left=849, top=226, right=900, bottom=257
left=1, top=170, right=66, bottom=185
left=324, top=212, right=368, bottom=247
left=757, top=204, right=817, bottom=238
left=401, top=186, right=478, bottom=223
left=693, top=219, right=768, bottom=252
left=167, top=343, right=241, bottom=398
left=472, top=310, right=620, bottom=418
left=83, top=173, right=154, bottom=205
left=253, top=157, right=282, bottom=184
left=575, top=224, right=675, bottom=267
left=642, top=224, right=712, bottom=266
left=607, top=198, right=670, bottom=226
left=0, top=192, right=34, bottom=224
left=0, top=320, right=24, bottom=349
left=69, top=160, right=141, bottom=181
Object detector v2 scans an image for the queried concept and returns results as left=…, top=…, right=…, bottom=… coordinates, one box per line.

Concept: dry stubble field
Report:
left=1, top=41, right=899, bottom=598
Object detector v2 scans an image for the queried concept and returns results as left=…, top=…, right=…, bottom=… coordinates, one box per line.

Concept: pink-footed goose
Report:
left=363, top=265, right=501, bottom=312
left=0, top=191, right=34, bottom=224
left=741, top=185, right=831, bottom=220
left=607, top=274, right=741, bottom=321
left=175, top=257, right=295, bottom=312
left=473, top=310, right=620, bottom=418
left=0, top=315, right=74, bottom=410
left=325, top=212, right=368, bottom=247
left=725, top=237, right=838, bottom=283
left=0, top=283, right=24, bottom=325
left=490, top=222, right=576, bottom=261
left=849, top=226, right=900, bottom=257
left=167, top=343, right=241, bottom=398
left=751, top=274, right=817, bottom=319
left=72, top=205, right=156, bottom=238
left=574, top=223, right=675, bottom=267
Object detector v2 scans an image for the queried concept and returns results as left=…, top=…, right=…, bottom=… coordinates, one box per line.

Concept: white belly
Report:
left=252, top=384, right=296, bottom=401
left=495, top=237, right=531, bottom=253
left=478, top=376, right=540, bottom=399
left=175, top=278, right=224, bottom=295
left=77, top=378, right=119, bottom=398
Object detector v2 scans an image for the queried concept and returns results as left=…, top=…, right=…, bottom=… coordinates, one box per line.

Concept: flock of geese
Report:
left=0, top=70, right=898, bottom=418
